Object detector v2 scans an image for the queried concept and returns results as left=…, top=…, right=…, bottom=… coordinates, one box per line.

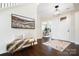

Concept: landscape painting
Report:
left=11, top=14, right=35, bottom=29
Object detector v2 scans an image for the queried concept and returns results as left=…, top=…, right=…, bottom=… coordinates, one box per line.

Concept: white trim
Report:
left=74, top=41, right=79, bottom=45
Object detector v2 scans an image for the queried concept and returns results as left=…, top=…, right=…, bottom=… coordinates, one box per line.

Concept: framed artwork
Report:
left=11, top=14, right=35, bottom=29
left=60, top=16, right=67, bottom=21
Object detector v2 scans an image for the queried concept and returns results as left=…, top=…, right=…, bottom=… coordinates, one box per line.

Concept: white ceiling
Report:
left=38, top=3, right=79, bottom=18
left=0, top=3, right=79, bottom=18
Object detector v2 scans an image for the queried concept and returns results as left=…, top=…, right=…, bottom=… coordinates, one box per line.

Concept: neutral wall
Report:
left=51, top=13, right=73, bottom=41
left=75, top=11, right=79, bottom=44
left=0, top=4, right=41, bottom=54
left=40, top=11, right=76, bottom=43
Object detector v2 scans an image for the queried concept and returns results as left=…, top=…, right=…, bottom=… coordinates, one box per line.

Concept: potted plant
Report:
left=43, top=24, right=51, bottom=36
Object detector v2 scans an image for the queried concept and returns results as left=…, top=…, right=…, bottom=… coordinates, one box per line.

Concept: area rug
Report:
left=43, top=40, right=71, bottom=52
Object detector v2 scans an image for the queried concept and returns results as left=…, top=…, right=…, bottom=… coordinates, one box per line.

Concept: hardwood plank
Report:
left=0, top=39, right=79, bottom=56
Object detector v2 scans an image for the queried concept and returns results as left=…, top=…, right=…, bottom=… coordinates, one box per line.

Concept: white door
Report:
left=75, top=12, right=79, bottom=44
left=51, top=16, right=70, bottom=41
left=59, top=18, right=70, bottom=41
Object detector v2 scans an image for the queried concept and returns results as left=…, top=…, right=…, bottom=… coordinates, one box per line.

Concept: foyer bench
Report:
left=7, top=38, right=37, bottom=53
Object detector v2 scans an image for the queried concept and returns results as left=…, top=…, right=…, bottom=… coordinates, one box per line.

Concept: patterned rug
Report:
left=43, top=40, right=71, bottom=52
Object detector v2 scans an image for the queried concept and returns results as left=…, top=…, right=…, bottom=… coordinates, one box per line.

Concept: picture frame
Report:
left=11, top=14, right=35, bottom=29
left=60, top=16, right=67, bottom=21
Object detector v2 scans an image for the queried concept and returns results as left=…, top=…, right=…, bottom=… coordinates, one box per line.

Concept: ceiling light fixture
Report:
left=54, top=5, right=60, bottom=15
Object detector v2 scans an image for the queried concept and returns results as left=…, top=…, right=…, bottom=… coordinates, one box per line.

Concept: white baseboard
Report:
left=65, top=40, right=79, bottom=45
left=74, top=41, right=79, bottom=45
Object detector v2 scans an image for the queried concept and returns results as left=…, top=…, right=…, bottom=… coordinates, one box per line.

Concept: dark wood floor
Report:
left=0, top=38, right=79, bottom=56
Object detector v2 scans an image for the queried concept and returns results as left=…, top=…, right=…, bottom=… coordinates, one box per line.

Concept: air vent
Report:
left=60, top=16, right=67, bottom=21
